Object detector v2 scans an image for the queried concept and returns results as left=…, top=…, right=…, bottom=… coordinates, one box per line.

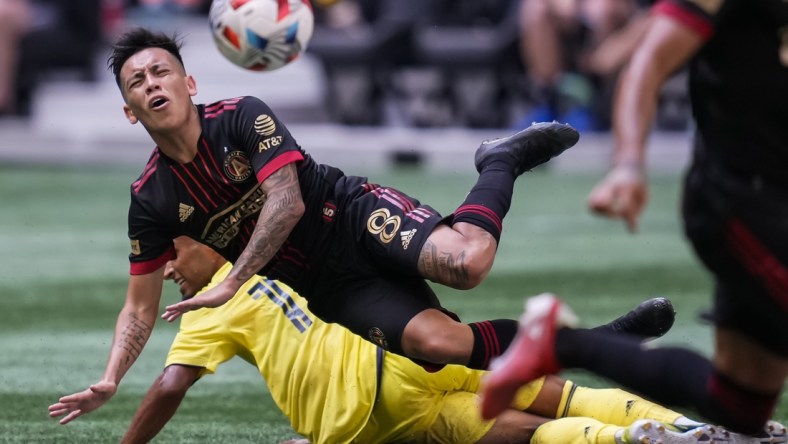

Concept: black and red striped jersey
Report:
left=127, top=96, right=344, bottom=288
left=654, top=0, right=788, bottom=184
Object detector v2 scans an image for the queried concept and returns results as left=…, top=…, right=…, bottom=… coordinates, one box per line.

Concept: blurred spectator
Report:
left=128, top=0, right=209, bottom=15
left=0, top=0, right=102, bottom=117
left=312, top=0, right=365, bottom=28
left=307, top=0, right=423, bottom=125
left=517, top=0, right=649, bottom=131
left=406, top=0, right=520, bottom=128
left=0, top=0, right=32, bottom=115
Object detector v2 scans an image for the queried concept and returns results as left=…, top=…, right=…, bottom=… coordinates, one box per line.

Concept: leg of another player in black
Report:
left=468, top=297, right=675, bottom=370
left=553, top=327, right=780, bottom=435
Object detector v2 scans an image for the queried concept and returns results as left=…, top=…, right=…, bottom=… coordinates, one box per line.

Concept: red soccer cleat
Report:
left=480, top=293, right=578, bottom=419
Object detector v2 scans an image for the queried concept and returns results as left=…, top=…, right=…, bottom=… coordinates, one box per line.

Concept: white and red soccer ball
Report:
left=209, top=0, right=314, bottom=72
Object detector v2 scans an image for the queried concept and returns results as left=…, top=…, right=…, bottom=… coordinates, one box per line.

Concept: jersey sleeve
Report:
left=652, top=0, right=727, bottom=40
left=230, top=96, right=305, bottom=183
left=128, top=190, right=174, bottom=275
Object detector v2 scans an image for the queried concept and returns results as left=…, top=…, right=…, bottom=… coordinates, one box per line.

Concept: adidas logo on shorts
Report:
left=400, top=229, right=417, bottom=250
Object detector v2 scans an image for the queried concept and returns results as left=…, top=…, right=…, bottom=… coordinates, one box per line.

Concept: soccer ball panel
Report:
left=209, top=0, right=314, bottom=72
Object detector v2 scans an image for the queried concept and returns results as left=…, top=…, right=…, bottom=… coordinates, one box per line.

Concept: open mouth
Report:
left=150, top=97, right=169, bottom=110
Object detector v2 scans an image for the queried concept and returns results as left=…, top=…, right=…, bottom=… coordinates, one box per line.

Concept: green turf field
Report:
left=1, top=164, right=785, bottom=443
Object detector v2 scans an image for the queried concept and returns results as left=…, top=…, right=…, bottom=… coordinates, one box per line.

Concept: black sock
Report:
left=453, top=166, right=516, bottom=243
left=555, top=328, right=711, bottom=405
left=553, top=328, right=780, bottom=433
left=467, top=319, right=518, bottom=370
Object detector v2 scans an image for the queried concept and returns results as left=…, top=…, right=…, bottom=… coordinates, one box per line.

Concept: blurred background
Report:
left=0, top=0, right=693, bottom=172
left=5, top=1, right=770, bottom=443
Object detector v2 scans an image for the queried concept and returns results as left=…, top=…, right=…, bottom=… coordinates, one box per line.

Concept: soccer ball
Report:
left=209, top=0, right=314, bottom=72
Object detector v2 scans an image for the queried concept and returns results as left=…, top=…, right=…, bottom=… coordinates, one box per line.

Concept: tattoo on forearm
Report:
left=418, top=240, right=470, bottom=288
left=117, top=312, right=152, bottom=365
left=233, top=166, right=302, bottom=282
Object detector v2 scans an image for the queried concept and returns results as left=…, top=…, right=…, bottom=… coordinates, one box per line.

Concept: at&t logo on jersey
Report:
left=258, top=135, right=283, bottom=152
left=254, top=114, right=276, bottom=136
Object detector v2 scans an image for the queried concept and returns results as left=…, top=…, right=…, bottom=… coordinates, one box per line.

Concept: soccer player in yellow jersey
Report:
left=117, top=237, right=721, bottom=444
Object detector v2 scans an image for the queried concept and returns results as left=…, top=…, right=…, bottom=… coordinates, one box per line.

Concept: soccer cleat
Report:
left=623, top=420, right=721, bottom=444
left=479, top=293, right=578, bottom=419
left=598, top=297, right=676, bottom=339
left=765, top=420, right=788, bottom=444
left=474, top=121, right=580, bottom=175
left=632, top=420, right=788, bottom=444
left=765, top=420, right=787, bottom=443
left=737, top=420, right=788, bottom=444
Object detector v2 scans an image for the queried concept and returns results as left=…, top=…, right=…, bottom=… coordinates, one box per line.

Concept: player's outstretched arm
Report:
left=161, top=281, right=237, bottom=321
left=49, top=271, right=164, bottom=424
left=120, top=364, right=201, bottom=444
left=162, top=163, right=304, bottom=322
left=587, top=15, right=704, bottom=233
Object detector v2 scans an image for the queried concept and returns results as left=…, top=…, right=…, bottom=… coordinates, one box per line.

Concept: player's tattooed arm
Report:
left=231, top=163, right=304, bottom=283
left=418, top=239, right=470, bottom=288
left=116, top=312, right=152, bottom=366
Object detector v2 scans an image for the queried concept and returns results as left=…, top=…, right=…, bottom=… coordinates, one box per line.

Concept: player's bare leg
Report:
left=401, top=309, right=475, bottom=365
left=476, top=410, right=547, bottom=444
left=417, top=223, right=497, bottom=290
left=400, top=292, right=672, bottom=372
left=418, top=122, right=580, bottom=290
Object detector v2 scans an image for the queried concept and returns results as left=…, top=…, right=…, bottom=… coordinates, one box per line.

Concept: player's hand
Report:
left=48, top=381, right=117, bottom=425
left=587, top=165, right=648, bottom=233
left=161, top=282, right=236, bottom=322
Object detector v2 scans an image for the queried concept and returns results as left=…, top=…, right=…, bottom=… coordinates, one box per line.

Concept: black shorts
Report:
left=682, top=161, right=788, bottom=356
left=307, top=176, right=452, bottom=355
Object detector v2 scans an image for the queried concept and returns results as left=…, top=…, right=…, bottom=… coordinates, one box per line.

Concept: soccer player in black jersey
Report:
left=46, top=27, right=584, bottom=424
left=481, top=0, right=788, bottom=438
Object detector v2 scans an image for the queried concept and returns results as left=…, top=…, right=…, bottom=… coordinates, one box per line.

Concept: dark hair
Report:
left=108, top=28, right=185, bottom=88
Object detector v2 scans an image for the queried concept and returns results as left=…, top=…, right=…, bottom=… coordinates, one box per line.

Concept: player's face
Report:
left=164, top=237, right=225, bottom=298
left=119, top=48, right=197, bottom=132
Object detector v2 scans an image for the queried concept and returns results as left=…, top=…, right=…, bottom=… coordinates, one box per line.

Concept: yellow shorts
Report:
left=354, top=353, right=546, bottom=444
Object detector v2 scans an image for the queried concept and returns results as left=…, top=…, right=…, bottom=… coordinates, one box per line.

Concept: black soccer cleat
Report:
left=474, top=121, right=580, bottom=175
left=597, top=297, right=676, bottom=339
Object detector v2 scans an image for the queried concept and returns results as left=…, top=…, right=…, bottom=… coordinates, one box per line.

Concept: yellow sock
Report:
left=532, top=417, right=622, bottom=444
left=555, top=381, right=682, bottom=426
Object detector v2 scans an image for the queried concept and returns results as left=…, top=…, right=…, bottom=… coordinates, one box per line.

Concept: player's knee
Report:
left=405, top=329, right=465, bottom=364
left=157, top=366, right=195, bottom=397
left=462, top=260, right=492, bottom=289
left=409, top=338, right=453, bottom=364
left=454, top=246, right=495, bottom=290
left=458, top=237, right=496, bottom=289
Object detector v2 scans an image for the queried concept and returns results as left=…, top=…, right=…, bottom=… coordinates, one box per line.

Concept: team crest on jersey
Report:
left=368, top=327, right=388, bottom=349
left=254, top=114, right=276, bottom=136
left=223, top=151, right=252, bottom=182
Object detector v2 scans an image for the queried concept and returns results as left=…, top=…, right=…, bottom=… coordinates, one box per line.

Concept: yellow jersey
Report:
left=166, top=263, right=379, bottom=443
